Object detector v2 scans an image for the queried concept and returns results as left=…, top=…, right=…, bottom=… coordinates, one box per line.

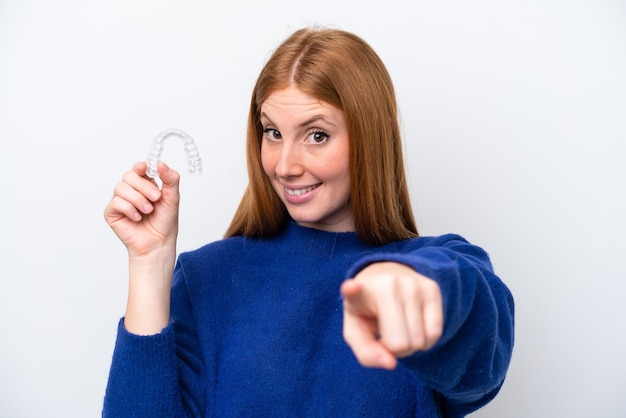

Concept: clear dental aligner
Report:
left=146, top=128, right=203, bottom=179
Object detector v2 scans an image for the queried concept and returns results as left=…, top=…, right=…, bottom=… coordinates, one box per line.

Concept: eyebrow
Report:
left=260, top=112, right=336, bottom=129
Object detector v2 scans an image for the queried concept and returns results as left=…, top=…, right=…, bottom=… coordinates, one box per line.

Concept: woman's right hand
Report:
left=104, top=161, right=181, bottom=335
left=104, top=161, right=181, bottom=258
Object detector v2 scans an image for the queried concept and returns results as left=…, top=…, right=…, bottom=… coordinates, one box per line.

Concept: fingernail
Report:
left=149, top=189, right=160, bottom=200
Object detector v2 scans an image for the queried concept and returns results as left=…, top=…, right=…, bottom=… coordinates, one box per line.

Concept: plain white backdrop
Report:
left=1, top=1, right=624, bottom=416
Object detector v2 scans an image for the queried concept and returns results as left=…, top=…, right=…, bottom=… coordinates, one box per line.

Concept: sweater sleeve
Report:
left=346, top=234, right=515, bottom=417
left=102, top=259, right=207, bottom=418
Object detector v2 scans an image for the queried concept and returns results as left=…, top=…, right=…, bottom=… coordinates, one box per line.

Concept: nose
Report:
left=274, top=142, right=304, bottom=178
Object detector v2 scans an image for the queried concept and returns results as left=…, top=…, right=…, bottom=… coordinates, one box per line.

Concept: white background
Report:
left=1, top=1, right=624, bottom=417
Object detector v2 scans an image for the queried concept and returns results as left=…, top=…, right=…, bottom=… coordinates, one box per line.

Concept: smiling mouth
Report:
left=285, top=183, right=321, bottom=196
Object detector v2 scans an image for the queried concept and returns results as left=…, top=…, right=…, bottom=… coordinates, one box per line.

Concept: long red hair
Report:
left=225, top=27, right=418, bottom=245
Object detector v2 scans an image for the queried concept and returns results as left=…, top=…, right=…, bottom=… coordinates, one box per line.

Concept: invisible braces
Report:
left=146, top=128, right=203, bottom=179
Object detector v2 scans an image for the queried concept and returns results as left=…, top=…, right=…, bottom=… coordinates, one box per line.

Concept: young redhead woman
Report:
left=103, top=27, right=514, bottom=417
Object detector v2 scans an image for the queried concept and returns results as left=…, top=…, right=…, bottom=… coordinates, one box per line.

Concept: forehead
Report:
left=260, top=86, right=341, bottom=122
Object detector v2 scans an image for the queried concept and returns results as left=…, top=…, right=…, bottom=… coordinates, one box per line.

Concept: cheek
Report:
left=340, top=167, right=352, bottom=195
left=260, top=145, right=274, bottom=177
left=325, top=153, right=350, bottom=185
left=337, top=156, right=352, bottom=198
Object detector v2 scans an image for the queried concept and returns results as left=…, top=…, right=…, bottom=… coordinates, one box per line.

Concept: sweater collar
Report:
left=281, top=220, right=367, bottom=251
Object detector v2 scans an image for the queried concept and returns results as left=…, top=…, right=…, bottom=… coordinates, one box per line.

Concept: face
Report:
left=260, top=86, right=354, bottom=232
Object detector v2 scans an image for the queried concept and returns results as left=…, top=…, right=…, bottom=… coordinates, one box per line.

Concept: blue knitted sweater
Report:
left=103, top=222, right=514, bottom=417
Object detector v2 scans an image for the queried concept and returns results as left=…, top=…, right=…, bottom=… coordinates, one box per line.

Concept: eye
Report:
left=307, top=129, right=329, bottom=144
left=263, top=128, right=282, bottom=141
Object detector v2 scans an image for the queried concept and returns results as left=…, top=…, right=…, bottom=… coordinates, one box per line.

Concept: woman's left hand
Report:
left=340, top=262, right=443, bottom=370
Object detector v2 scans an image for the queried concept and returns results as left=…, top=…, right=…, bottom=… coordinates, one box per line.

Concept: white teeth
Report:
left=286, top=184, right=319, bottom=196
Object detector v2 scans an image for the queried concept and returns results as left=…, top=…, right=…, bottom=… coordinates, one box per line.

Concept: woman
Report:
left=103, top=27, right=514, bottom=417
